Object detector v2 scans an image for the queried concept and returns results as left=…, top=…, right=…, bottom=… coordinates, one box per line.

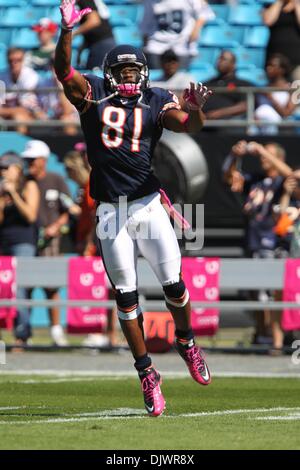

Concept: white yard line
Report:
left=0, top=370, right=300, bottom=382
left=0, top=406, right=24, bottom=411
left=1, top=407, right=300, bottom=425
left=255, top=413, right=300, bottom=421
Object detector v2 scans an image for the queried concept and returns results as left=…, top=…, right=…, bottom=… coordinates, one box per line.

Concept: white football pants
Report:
left=96, top=192, right=181, bottom=293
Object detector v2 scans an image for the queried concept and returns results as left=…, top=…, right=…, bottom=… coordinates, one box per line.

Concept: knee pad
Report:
left=115, top=290, right=142, bottom=320
left=163, top=280, right=189, bottom=308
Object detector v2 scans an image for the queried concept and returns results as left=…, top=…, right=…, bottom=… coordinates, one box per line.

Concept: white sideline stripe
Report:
left=0, top=407, right=24, bottom=411
left=0, top=370, right=300, bottom=381
left=255, top=414, right=300, bottom=421
left=15, top=378, right=99, bottom=384
left=1, top=407, right=300, bottom=425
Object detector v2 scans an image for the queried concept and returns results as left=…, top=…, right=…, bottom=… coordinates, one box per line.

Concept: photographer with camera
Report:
left=223, top=140, right=293, bottom=350
left=0, top=152, right=40, bottom=346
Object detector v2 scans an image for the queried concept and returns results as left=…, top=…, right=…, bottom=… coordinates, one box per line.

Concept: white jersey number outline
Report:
left=101, top=106, right=142, bottom=152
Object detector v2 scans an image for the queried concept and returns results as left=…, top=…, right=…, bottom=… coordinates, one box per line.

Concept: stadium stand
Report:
left=0, top=7, right=48, bottom=27
left=227, top=4, right=263, bottom=26
left=11, top=28, right=40, bottom=50
left=0, top=0, right=270, bottom=78
left=244, top=25, right=270, bottom=48
left=0, top=43, right=6, bottom=72
left=0, top=0, right=25, bottom=6
left=0, top=132, right=77, bottom=196
left=108, top=4, right=142, bottom=27
left=113, top=26, right=142, bottom=48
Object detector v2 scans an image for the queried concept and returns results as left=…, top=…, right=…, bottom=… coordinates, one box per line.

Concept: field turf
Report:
left=0, top=375, right=299, bottom=450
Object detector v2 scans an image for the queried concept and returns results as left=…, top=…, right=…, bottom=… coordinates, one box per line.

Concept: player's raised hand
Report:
left=183, top=82, right=212, bottom=111
left=60, top=0, right=92, bottom=30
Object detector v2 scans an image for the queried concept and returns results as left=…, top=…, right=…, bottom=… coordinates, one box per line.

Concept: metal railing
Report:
left=0, top=85, right=299, bottom=130
left=0, top=299, right=300, bottom=311
left=0, top=257, right=299, bottom=312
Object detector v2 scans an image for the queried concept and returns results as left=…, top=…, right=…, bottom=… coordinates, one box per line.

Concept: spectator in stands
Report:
left=0, top=152, right=40, bottom=346
left=203, top=50, right=253, bottom=120
left=0, top=48, right=39, bottom=134
left=271, top=170, right=300, bottom=351
left=263, top=0, right=300, bottom=80
left=153, top=49, right=195, bottom=91
left=63, top=145, right=96, bottom=256
left=140, top=0, right=215, bottom=69
left=223, top=140, right=292, bottom=348
left=21, top=140, right=78, bottom=346
left=255, top=53, right=296, bottom=132
left=275, top=170, right=300, bottom=257
left=73, top=0, right=116, bottom=70
left=26, top=18, right=58, bottom=71
left=38, top=60, right=79, bottom=135
left=223, top=140, right=292, bottom=256
left=64, top=143, right=117, bottom=348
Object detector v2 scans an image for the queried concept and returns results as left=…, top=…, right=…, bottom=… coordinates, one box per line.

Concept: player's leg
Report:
left=96, top=204, right=165, bottom=416
left=136, top=195, right=211, bottom=385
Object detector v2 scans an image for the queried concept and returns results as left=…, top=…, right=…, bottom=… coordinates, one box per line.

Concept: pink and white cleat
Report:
left=175, top=339, right=212, bottom=386
left=139, top=367, right=166, bottom=417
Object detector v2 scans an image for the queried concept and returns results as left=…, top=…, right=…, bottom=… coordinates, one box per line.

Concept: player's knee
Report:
left=115, top=290, right=141, bottom=320
left=163, top=280, right=189, bottom=308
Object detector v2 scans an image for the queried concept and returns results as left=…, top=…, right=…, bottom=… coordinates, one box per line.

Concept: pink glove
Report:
left=183, top=82, right=212, bottom=111
left=60, top=0, right=92, bottom=30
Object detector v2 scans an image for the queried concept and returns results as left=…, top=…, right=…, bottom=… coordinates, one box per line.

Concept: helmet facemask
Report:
left=105, top=62, right=149, bottom=97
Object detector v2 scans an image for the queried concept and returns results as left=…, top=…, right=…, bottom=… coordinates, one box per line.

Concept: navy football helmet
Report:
left=103, top=45, right=149, bottom=95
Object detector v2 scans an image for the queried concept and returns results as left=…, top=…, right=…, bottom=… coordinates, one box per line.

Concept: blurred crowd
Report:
left=223, top=139, right=300, bottom=351
left=0, top=139, right=117, bottom=348
left=0, top=0, right=299, bottom=133
left=0, top=137, right=299, bottom=351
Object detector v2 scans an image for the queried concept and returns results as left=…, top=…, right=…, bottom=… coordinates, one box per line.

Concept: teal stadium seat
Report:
left=149, top=69, right=162, bottom=81
left=114, top=26, right=142, bottom=47
left=108, top=4, right=141, bottom=27
left=0, top=0, right=25, bottom=6
left=46, top=7, right=62, bottom=24
left=200, top=25, right=245, bottom=48
left=244, top=26, right=270, bottom=48
left=190, top=68, right=217, bottom=84
left=209, top=5, right=229, bottom=25
left=72, top=34, right=84, bottom=49
left=257, top=0, right=274, bottom=4
left=0, top=43, right=7, bottom=72
left=11, top=28, right=40, bottom=49
left=106, top=0, right=138, bottom=3
left=0, top=7, right=48, bottom=27
left=237, top=68, right=267, bottom=86
left=239, top=0, right=260, bottom=4
left=233, top=46, right=266, bottom=69
left=71, top=48, right=89, bottom=69
left=0, top=30, right=12, bottom=46
left=228, top=5, right=263, bottom=26
left=191, top=48, right=220, bottom=69
left=32, top=0, right=60, bottom=5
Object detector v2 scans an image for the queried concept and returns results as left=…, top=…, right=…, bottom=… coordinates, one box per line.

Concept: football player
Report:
left=55, top=0, right=212, bottom=417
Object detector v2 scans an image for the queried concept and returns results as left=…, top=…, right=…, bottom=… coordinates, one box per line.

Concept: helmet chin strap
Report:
left=136, top=92, right=150, bottom=109
left=84, top=87, right=150, bottom=109
left=84, top=91, right=119, bottom=106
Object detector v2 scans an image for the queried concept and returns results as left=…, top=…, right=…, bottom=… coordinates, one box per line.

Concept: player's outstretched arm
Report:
left=163, top=83, right=212, bottom=133
left=54, top=0, right=92, bottom=106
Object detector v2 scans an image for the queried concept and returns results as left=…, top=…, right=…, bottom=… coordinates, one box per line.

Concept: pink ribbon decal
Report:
left=181, top=257, right=220, bottom=336
left=67, top=257, right=108, bottom=334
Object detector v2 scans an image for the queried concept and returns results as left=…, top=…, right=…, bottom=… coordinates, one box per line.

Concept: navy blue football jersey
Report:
left=80, top=75, right=181, bottom=202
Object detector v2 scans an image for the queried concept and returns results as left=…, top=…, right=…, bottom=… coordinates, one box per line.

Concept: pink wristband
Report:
left=63, top=67, right=75, bottom=82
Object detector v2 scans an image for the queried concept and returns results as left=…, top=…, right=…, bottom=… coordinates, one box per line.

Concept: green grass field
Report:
left=0, top=375, right=299, bottom=450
